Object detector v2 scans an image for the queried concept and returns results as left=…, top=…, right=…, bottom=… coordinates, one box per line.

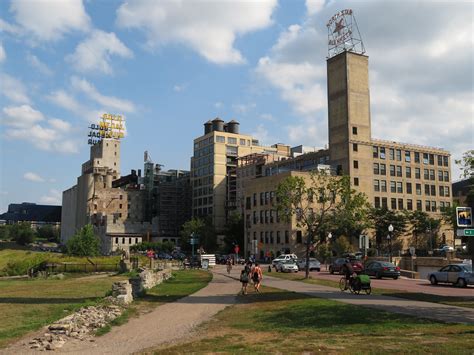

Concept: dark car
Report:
left=364, top=261, right=401, bottom=279
left=329, top=258, right=363, bottom=275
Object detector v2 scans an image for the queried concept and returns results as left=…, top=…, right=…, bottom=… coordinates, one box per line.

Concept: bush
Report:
left=333, top=235, right=355, bottom=256
left=36, top=225, right=60, bottom=242
left=66, top=225, right=100, bottom=256
left=10, top=223, right=36, bottom=245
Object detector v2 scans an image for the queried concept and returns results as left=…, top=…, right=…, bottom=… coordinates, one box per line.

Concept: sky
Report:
left=0, top=0, right=472, bottom=213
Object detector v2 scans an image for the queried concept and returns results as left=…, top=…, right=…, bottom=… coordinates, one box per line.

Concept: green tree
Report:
left=316, top=243, right=332, bottom=269
left=0, top=225, right=11, bottom=241
left=370, top=208, right=407, bottom=254
left=36, top=225, right=60, bottom=242
left=406, top=211, right=441, bottom=251
left=66, top=224, right=100, bottom=256
left=223, top=211, right=244, bottom=254
left=10, top=222, right=36, bottom=245
left=333, top=235, right=355, bottom=256
left=276, top=171, right=368, bottom=279
left=180, top=217, right=217, bottom=253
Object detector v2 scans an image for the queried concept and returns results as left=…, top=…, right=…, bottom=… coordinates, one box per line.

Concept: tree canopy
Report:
left=66, top=224, right=101, bottom=256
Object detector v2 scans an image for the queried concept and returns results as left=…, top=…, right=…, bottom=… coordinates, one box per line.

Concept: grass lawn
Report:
left=0, top=274, right=128, bottom=348
left=156, top=287, right=474, bottom=354
left=265, top=271, right=474, bottom=309
left=96, top=269, right=213, bottom=336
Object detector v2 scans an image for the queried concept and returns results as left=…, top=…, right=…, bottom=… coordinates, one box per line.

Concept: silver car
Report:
left=428, top=264, right=473, bottom=288
left=297, top=258, right=321, bottom=271
left=275, top=260, right=298, bottom=273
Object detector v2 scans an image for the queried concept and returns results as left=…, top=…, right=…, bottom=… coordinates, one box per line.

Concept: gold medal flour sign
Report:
left=88, top=113, right=125, bottom=145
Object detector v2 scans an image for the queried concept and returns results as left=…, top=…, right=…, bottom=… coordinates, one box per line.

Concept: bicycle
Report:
left=339, top=275, right=371, bottom=295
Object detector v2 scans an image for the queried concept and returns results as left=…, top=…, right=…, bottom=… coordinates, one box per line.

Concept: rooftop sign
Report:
left=327, top=9, right=365, bottom=59
left=88, top=113, right=125, bottom=145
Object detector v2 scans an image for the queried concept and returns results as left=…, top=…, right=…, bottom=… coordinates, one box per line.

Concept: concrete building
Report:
left=191, top=118, right=292, bottom=233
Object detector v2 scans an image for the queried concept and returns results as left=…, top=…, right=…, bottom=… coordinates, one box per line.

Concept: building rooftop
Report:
left=371, top=138, right=449, bottom=153
left=0, top=203, right=61, bottom=223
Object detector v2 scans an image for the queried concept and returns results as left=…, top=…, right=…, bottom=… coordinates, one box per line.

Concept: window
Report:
left=296, top=231, right=303, bottom=243
left=396, top=149, right=402, bottom=161
left=406, top=182, right=412, bottom=194
left=260, top=232, right=264, bottom=243
left=445, top=186, right=450, bottom=197
left=439, top=186, right=444, bottom=197
left=396, top=166, right=402, bottom=177
left=390, top=181, right=396, bottom=193
left=406, top=166, right=411, bottom=178
left=423, top=153, right=429, bottom=164
left=443, top=156, right=449, bottom=167
left=437, top=155, right=443, bottom=166
left=414, top=152, right=420, bottom=163
left=374, top=179, right=380, bottom=192
left=380, top=164, right=386, bottom=175
left=425, top=184, right=430, bottom=195
left=424, top=169, right=429, bottom=180
left=253, top=193, right=257, bottom=206
left=353, top=126, right=358, bottom=135
left=353, top=160, right=359, bottom=169
left=389, top=148, right=395, bottom=160
left=381, top=180, right=387, bottom=192
left=260, top=192, right=264, bottom=205
left=397, top=182, right=403, bottom=193
left=265, top=210, right=269, bottom=223
left=405, top=151, right=411, bottom=162
left=374, top=197, right=380, bottom=208
left=382, top=197, right=388, bottom=209
left=425, top=200, right=431, bottom=212
left=430, top=185, right=436, bottom=196
left=431, top=201, right=437, bottom=212
left=443, top=171, right=449, bottom=181
left=270, top=232, right=274, bottom=244
left=373, top=146, right=378, bottom=158
left=438, top=170, right=443, bottom=181
left=228, top=137, right=237, bottom=145
left=119, top=204, right=122, bottom=209
left=440, top=201, right=445, bottom=209
left=115, top=237, right=118, bottom=244
left=240, top=138, right=246, bottom=145
left=429, top=154, right=434, bottom=165
left=276, top=231, right=281, bottom=244
left=353, top=143, right=358, bottom=152
left=354, top=177, right=359, bottom=186
left=429, top=169, right=435, bottom=181
left=265, top=192, right=270, bottom=205
left=373, top=163, right=379, bottom=175
left=398, top=199, right=404, bottom=210
left=407, top=199, right=413, bottom=211
left=285, top=231, right=289, bottom=244
left=416, top=200, right=422, bottom=211
left=390, top=165, right=395, bottom=176
left=260, top=211, right=264, bottom=224
left=265, top=232, right=268, bottom=244
left=416, top=183, right=422, bottom=195
left=253, top=211, right=257, bottom=224
left=246, top=197, right=251, bottom=210
left=391, top=198, right=397, bottom=210
left=380, top=147, right=386, bottom=159
left=216, top=135, right=225, bottom=143
left=415, top=168, right=421, bottom=179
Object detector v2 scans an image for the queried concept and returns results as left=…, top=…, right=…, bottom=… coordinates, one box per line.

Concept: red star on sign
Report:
left=333, top=18, right=344, bottom=35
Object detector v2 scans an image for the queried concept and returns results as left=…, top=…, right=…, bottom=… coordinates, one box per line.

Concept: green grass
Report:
left=266, top=271, right=474, bottom=309
left=0, top=274, right=127, bottom=348
left=155, top=287, right=474, bottom=354
left=95, top=269, right=212, bottom=336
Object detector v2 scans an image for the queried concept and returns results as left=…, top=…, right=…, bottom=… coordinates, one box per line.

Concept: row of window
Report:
left=114, top=237, right=140, bottom=245
left=193, top=196, right=213, bottom=207
left=246, top=209, right=281, bottom=225
left=374, top=197, right=451, bottom=212
left=371, top=147, right=449, bottom=166
left=193, top=176, right=213, bottom=187
left=373, top=180, right=450, bottom=197
left=245, top=191, right=276, bottom=209
left=193, top=207, right=213, bottom=216
left=253, top=230, right=291, bottom=245
left=193, top=186, right=213, bottom=198
left=372, top=163, right=449, bottom=181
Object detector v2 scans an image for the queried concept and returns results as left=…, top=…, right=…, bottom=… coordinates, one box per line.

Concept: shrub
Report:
left=66, top=225, right=100, bottom=256
left=10, top=222, right=36, bottom=245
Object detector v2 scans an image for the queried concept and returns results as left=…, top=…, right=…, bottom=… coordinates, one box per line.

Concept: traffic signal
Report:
left=456, top=207, right=472, bottom=227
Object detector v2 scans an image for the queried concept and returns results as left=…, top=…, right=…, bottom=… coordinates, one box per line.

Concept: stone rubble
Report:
left=26, top=304, right=123, bottom=351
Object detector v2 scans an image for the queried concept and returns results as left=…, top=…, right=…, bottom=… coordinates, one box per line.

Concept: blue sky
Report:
left=0, top=0, right=472, bottom=213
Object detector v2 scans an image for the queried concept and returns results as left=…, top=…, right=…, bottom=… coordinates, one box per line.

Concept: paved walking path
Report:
left=2, top=269, right=240, bottom=355
left=263, top=275, right=474, bottom=324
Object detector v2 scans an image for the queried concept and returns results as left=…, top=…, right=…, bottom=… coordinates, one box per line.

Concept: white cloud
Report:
left=214, top=102, right=224, bottom=109
left=1, top=105, right=44, bottom=128
left=173, top=83, right=188, bottom=92
left=252, top=124, right=272, bottom=145
left=23, top=172, right=45, bottom=182
left=260, top=113, right=275, bottom=121
left=26, top=53, right=52, bottom=75
left=10, top=0, right=90, bottom=41
left=47, top=90, right=81, bottom=112
left=67, top=30, right=133, bottom=74
left=71, top=76, right=136, bottom=113
left=116, top=0, right=277, bottom=64
left=232, top=103, right=256, bottom=115
left=0, top=18, right=22, bottom=35
left=0, top=42, right=5, bottom=62
left=40, top=189, right=61, bottom=205
left=305, top=0, right=325, bottom=15
left=48, top=118, right=71, bottom=132
left=0, top=73, right=30, bottom=104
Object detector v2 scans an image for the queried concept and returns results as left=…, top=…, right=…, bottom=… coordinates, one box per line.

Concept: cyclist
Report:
left=341, top=258, right=355, bottom=290
left=226, top=257, right=232, bottom=274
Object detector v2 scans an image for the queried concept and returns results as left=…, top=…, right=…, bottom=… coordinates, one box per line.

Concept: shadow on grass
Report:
left=0, top=297, right=99, bottom=304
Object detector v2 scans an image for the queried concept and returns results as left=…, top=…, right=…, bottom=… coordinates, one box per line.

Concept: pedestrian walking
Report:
left=239, top=269, right=249, bottom=295
left=252, top=262, right=263, bottom=293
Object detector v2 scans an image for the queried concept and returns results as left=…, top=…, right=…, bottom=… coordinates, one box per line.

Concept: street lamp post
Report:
left=326, top=232, right=332, bottom=271
left=387, top=224, right=394, bottom=263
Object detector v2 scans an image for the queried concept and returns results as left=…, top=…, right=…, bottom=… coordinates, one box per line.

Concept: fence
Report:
left=31, top=262, right=119, bottom=275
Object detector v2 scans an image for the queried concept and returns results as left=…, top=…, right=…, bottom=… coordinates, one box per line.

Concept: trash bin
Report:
left=202, top=259, right=209, bottom=270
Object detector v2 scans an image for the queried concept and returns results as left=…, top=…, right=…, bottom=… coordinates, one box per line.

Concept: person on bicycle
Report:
left=226, top=257, right=232, bottom=274
left=342, top=258, right=355, bottom=290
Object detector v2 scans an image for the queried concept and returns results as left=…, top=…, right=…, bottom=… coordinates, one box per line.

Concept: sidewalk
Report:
left=263, top=275, right=474, bottom=324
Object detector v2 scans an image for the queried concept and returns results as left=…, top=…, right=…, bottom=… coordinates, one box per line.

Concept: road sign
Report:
left=456, top=207, right=472, bottom=227
left=465, top=229, right=474, bottom=236
left=189, top=238, right=199, bottom=245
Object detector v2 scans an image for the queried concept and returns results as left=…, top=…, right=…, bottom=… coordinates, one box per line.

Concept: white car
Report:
left=297, top=258, right=321, bottom=271
left=275, top=260, right=299, bottom=273
left=272, top=254, right=297, bottom=268
left=439, top=245, right=454, bottom=252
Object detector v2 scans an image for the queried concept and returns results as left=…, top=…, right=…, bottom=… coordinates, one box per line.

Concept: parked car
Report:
left=275, top=259, right=299, bottom=273
left=364, top=261, right=401, bottom=279
left=329, top=258, right=363, bottom=274
left=428, top=264, right=473, bottom=288
left=297, top=258, right=321, bottom=271
left=272, top=254, right=298, bottom=268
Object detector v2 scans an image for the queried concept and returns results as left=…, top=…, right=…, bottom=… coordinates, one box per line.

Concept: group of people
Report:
left=239, top=261, right=263, bottom=295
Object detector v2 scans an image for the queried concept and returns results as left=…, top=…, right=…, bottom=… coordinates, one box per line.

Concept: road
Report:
left=307, top=269, right=474, bottom=297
